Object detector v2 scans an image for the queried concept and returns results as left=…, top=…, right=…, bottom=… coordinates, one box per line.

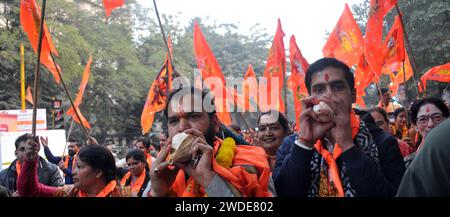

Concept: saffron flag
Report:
left=193, top=21, right=231, bottom=125
left=323, top=4, right=364, bottom=67
left=261, top=19, right=286, bottom=113
left=141, top=37, right=174, bottom=134
left=364, top=0, right=397, bottom=79
left=382, top=15, right=405, bottom=67
left=243, top=64, right=258, bottom=112
left=26, top=86, right=33, bottom=105
left=103, top=0, right=125, bottom=18
left=420, top=62, right=450, bottom=91
left=355, top=53, right=375, bottom=107
left=66, top=56, right=93, bottom=129
left=20, top=0, right=61, bottom=84
left=288, top=35, right=309, bottom=129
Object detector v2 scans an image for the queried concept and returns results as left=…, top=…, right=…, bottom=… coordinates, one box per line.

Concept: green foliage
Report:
left=0, top=0, right=271, bottom=142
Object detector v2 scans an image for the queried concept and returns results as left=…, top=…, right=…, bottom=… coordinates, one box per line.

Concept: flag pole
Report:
left=61, top=119, right=75, bottom=158
left=395, top=4, right=425, bottom=97
left=152, top=0, right=179, bottom=77
left=20, top=44, right=26, bottom=111
left=49, top=53, right=90, bottom=138
left=31, top=0, right=47, bottom=136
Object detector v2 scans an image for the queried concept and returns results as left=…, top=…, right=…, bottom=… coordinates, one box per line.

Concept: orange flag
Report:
left=420, top=62, right=450, bottom=91
left=103, top=0, right=125, bottom=18
left=364, top=0, right=397, bottom=79
left=20, top=0, right=61, bottom=84
left=323, top=4, right=364, bottom=67
left=382, top=15, right=405, bottom=67
left=288, top=35, right=309, bottom=129
left=383, top=51, right=413, bottom=83
left=354, top=53, right=375, bottom=107
left=141, top=37, right=174, bottom=134
left=261, top=19, right=286, bottom=113
left=66, top=56, right=92, bottom=129
left=243, top=64, right=258, bottom=112
left=26, top=86, right=33, bottom=105
left=193, top=21, right=231, bottom=125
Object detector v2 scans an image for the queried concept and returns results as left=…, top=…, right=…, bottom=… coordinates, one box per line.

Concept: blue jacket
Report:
left=44, top=146, right=75, bottom=184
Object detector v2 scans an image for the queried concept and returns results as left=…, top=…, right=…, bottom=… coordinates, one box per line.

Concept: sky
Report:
left=137, top=0, right=364, bottom=62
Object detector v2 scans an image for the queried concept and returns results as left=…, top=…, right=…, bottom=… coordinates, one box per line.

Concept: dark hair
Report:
left=164, top=86, right=216, bottom=118
left=409, top=97, right=450, bottom=124
left=125, top=149, right=147, bottom=163
left=377, top=87, right=390, bottom=96
left=305, top=57, right=354, bottom=94
left=68, top=139, right=81, bottom=147
left=136, top=137, right=151, bottom=149
left=393, top=108, right=406, bottom=120
left=15, top=133, right=34, bottom=149
left=369, top=107, right=389, bottom=123
left=257, top=110, right=292, bottom=134
left=77, top=145, right=117, bottom=183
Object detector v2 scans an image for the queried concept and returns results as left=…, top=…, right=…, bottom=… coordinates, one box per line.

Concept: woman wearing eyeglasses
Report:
left=404, top=97, right=449, bottom=167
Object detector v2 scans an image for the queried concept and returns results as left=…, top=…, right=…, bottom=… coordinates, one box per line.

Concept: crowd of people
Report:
left=1, top=57, right=449, bottom=197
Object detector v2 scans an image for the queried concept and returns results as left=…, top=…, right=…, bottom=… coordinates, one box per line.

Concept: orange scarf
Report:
left=63, top=154, right=77, bottom=177
left=16, top=161, right=22, bottom=176
left=77, top=180, right=117, bottom=197
left=120, top=170, right=146, bottom=196
left=313, top=111, right=360, bottom=197
left=169, top=139, right=271, bottom=197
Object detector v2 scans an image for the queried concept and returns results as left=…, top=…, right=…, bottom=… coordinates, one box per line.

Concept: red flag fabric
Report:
left=355, top=53, right=375, bottom=106
left=383, top=51, right=413, bottom=84
left=193, top=21, right=232, bottom=125
left=261, top=19, right=286, bottom=113
left=66, top=56, right=93, bottom=129
left=323, top=4, right=364, bottom=67
left=141, top=37, right=174, bottom=134
left=26, top=86, right=33, bottom=105
left=103, top=0, right=125, bottom=18
left=382, top=15, right=405, bottom=67
left=364, top=0, right=397, bottom=78
left=20, top=0, right=61, bottom=84
left=421, top=62, right=450, bottom=91
left=243, top=64, right=258, bottom=112
left=288, top=35, right=309, bottom=129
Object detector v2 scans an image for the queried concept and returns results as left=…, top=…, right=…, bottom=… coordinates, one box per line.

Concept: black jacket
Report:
left=272, top=109, right=405, bottom=197
left=0, top=157, right=64, bottom=193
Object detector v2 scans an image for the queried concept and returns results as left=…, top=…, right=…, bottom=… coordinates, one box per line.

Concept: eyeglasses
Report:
left=416, top=113, right=445, bottom=126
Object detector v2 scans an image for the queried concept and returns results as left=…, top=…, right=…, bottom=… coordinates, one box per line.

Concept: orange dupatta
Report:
left=169, top=139, right=271, bottom=197
left=120, top=170, right=146, bottom=196
left=211, top=139, right=272, bottom=197
left=77, top=180, right=117, bottom=197
left=16, top=161, right=22, bottom=176
left=313, top=111, right=360, bottom=197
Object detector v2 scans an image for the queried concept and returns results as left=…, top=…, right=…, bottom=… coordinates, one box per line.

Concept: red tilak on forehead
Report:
left=324, top=73, right=330, bottom=82
left=426, top=106, right=430, bottom=113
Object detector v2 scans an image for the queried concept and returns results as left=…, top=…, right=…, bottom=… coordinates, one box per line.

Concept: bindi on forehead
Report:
left=426, top=106, right=430, bottom=113
left=324, top=73, right=330, bottom=82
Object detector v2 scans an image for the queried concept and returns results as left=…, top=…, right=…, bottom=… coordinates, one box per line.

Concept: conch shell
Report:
left=168, top=132, right=196, bottom=165
left=313, top=101, right=334, bottom=122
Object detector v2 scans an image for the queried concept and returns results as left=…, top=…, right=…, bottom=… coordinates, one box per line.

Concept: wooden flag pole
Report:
left=152, top=0, right=180, bottom=77
left=395, top=4, right=426, bottom=97
left=283, top=61, right=288, bottom=116
left=20, top=44, right=26, bottom=111
left=49, top=53, right=90, bottom=138
left=61, top=119, right=75, bottom=158
left=31, top=0, right=47, bottom=136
